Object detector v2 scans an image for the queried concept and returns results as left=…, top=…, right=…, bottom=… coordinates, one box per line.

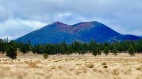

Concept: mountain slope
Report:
left=15, top=21, right=141, bottom=44
left=16, top=21, right=75, bottom=44
left=109, top=35, right=141, bottom=42
left=72, top=21, right=120, bottom=42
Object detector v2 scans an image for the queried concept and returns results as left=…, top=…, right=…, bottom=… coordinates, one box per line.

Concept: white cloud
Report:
left=0, top=36, right=13, bottom=41
left=0, top=18, right=47, bottom=39
left=20, top=20, right=47, bottom=30
left=0, top=0, right=142, bottom=39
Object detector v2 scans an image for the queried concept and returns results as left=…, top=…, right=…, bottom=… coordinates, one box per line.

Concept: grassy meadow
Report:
left=0, top=52, right=141, bottom=79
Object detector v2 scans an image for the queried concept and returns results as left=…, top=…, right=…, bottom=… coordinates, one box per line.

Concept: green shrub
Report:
left=43, top=53, right=48, bottom=59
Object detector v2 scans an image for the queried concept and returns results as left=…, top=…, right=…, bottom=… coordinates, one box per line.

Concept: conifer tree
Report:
left=96, top=47, right=101, bottom=55
left=92, top=48, right=98, bottom=56
left=104, top=47, right=109, bottom=56
left=112, top=46, right=117, bottom=56
left=128, top=45, right=135, bottom=56
left=6, top=46, right=17, bottom=59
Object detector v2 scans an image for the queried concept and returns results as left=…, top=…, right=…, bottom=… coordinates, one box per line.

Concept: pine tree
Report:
left=128, top=45, right=135, bottom=56
left=92, top=48, right=97, bottom=56
left=32, top=45, right=37, bottom=54
left=20, top=44, right=28, bottom=54
left=89, top=40, right=97, bottom=51
left=96, top=47, right=101, bottom=55
left=112, top=46, right=117, bottom=56
left=0, top=43, right=6, bottom=53
left=6, top=46, right=17, bottom=59
left=67, top=45, right=74, bottom=55
left=92, top=47, right=101, bottom=56
left=104, top=47, right=109, bottom=56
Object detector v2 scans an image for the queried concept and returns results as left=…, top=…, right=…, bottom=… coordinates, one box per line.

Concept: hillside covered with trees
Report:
left=16, top=21, right=141, bottom=45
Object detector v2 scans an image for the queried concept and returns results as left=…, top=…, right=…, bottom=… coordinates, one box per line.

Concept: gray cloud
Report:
left=0, top=0, right=142, bottom=39
left=0, top=19, right=46, bottom=40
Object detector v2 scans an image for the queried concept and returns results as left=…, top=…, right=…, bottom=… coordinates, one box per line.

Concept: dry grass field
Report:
left=0, top=53, right=142, bottom=79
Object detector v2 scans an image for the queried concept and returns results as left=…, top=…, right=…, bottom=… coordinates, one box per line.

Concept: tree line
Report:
left=0, top=38, right=142, bottom=59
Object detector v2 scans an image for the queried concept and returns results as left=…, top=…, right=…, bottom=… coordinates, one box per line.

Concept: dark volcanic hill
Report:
left=15, top=21, right=141, bottom=44
left=72, top=21, right=120, bottom=42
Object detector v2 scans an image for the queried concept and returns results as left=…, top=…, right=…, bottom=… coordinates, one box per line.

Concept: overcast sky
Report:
left=0, top=0, right=142, bottom=40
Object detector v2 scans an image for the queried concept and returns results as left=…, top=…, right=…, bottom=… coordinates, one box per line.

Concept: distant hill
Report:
left=72, top=21, right=120, bottom=43
left=109, top=35, right=141, bottom=42
left=15, top=21, right=141, bottom=44
left=140, top=36, right=142, bottom=38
